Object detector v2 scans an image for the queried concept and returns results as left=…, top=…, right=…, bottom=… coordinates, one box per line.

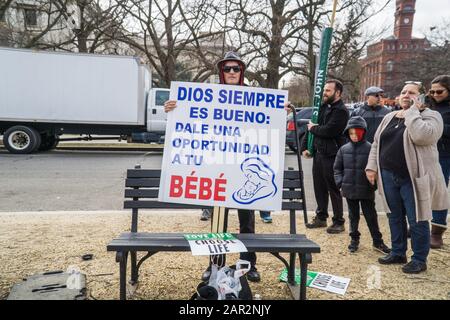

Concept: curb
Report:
left=0, top=143, right=164, bottom=152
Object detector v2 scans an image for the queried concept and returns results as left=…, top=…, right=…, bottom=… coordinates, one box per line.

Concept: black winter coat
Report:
left=431, top=98, right=450, bottom=157
left=301, top=99, right=349, bottom=156
left=334, top=140, right=376, bottom=200
left=351, top=103, right=391, bottom=143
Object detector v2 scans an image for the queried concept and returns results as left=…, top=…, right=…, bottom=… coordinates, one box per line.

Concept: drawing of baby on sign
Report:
left=232, top=157, right=277, bottom=205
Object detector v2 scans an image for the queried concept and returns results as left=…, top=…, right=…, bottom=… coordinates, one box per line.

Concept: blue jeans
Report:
left=431, top=156, right=450, bottom=227
left=381, top=170, right=430, bottom=263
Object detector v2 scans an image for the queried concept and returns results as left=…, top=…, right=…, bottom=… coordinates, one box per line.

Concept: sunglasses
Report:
left=429, top=89, right=447, bottom=95
left=405, top=81, right=425, bottom=93
left=223, top=66, right=241, bottom=73
left=370, top=94, right=382, bottom=98
left=405, top=81, right=422, bottom=86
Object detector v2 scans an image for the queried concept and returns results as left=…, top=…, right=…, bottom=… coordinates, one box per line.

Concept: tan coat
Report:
left=366, top=107, right=449, bottom=222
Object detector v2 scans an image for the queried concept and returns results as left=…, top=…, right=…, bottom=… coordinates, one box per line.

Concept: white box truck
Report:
left=0, top=47, right=169, bottom=154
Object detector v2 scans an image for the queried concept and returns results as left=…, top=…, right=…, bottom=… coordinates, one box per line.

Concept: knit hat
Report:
left=216, top=51, right=246, bottom=85
left=344, top=116, right=367, bottom=141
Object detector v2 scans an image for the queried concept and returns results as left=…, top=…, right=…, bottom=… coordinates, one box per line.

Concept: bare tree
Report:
left=36, top=0, right=129, bottom=54
left=0, top=0, right=13, bottom=19
left=0, top=0, right=67, bottom=48
left=227, top=0, right=391, bottom=92
left=394, top=19, right=450, bottom=93
left=114, top=0, right=227, bottom=87
left=227, top=0, right=320, bottom=89
left=0, top=1, right=128, bottom=54
left=285, top=75, right=312, bottom=105
left=0, top=0, right=14, bottom=45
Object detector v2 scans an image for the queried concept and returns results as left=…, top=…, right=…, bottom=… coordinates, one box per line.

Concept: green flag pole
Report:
left=307, top=0, right=338, bottom=155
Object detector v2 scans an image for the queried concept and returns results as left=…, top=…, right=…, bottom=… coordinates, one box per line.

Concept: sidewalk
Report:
left=1, top=210, right=449, bottom=300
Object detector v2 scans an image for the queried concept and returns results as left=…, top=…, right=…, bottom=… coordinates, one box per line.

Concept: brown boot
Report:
left=430, top=225, right=446, bottom=249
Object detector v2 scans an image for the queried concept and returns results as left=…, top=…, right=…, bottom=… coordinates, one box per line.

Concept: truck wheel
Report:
left=3, top=126, right=41, bottom=154
left=38, top=134, right=59, bottom=151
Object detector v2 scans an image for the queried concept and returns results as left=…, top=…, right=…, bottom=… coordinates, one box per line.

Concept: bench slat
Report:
left=107, top=232, right=321, bottom=253
left=126, top=178, right=160, bottom=187
left=126, top=178, right=302, bottom=189
left=125, top=189, right=160, bottom=198
left=126, top=169, right=302, bottom=180
left=124, top=200, right=302, bottom=210
left=124, top=200, right=213, bottom=210
left=125, top=189, right=303, bottom=200
left=281, top=202, right=304, bottom=210
left=283, top=171, right=301, bottom=179
left=127, top=169, right=163, bottom=178
left=283, top=180, right=302, bottom=188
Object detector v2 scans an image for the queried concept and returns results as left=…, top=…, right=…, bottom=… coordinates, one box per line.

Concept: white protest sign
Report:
left=309, top=272, right=350, bottom=295
left=159, top=81, right=287, bottom=211
left=279, top=269, right=351, bottom=295
left=184, top=233, right=248, bottom=256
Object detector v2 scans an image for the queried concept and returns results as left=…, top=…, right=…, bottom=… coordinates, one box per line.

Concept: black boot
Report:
left=306, top=216, right=327, bottom=229
left=348, top=239, right=359, bottom=253
left=402, top=261, right=427, bottom=274
left=246, top=266, right=260, bottom=282
left=378, top=253, right=407, bottom=265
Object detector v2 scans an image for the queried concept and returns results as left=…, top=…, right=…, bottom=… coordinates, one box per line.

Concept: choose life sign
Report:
left=159, top=81, right=287, bottom=211
left=184, top=233, right=247, bottom=256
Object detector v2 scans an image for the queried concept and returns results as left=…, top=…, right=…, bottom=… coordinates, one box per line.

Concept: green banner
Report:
left=279, top=268, right=317, bottom=287
left=184, top=233, right=235, bottom=241
left=307, top=27, right=334, bottom=154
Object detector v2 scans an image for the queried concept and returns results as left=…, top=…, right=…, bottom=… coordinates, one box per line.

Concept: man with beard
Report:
left=300, top=79, right=349, bottom=233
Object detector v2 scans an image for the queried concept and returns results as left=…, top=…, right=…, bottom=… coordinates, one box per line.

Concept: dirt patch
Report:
left=0, top=211, right=449, bottom=300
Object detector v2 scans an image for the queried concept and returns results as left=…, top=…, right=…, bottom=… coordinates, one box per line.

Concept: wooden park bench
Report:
left=107, top=166, right=320, bottom=300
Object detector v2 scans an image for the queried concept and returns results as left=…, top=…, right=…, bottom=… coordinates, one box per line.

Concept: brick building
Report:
left=359, top=0, right=430, bottom=100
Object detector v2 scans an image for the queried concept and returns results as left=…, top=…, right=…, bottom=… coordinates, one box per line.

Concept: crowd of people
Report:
left=165, top=51, right=449, bottom=282
left=302, top=77, right=449, bottom=274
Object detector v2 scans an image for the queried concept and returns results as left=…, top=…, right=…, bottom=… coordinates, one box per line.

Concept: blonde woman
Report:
left=365, top=82, right=449, bottom=274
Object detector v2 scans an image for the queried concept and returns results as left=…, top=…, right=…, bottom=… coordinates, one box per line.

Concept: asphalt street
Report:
left=0, top=148, right=400, bottom=214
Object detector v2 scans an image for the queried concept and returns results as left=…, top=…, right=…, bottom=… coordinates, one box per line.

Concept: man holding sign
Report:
left=163, top=52, right=288, bottom=282
left=300, top=80, right=349, bottom=233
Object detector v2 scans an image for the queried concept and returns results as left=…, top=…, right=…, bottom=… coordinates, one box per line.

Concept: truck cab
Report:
left=147, top=88, right=170, bottom=133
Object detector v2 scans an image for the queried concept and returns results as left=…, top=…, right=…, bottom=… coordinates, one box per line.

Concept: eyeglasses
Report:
left=429, top=89, right=447, bottom=95
left=223, top=66, right=241, bottom=73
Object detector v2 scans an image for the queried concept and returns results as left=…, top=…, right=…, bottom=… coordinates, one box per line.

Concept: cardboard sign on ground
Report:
left=279, top=268, right=350, bottom=295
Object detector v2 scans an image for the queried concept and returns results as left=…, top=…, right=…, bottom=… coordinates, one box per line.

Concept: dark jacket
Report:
left=334, top=116, right=375, bottom=200
left=431, top=98, right=450, bottom=157
left=301, top=99, right=349, bottom=156
left=351, top=103, right=391, bottom=143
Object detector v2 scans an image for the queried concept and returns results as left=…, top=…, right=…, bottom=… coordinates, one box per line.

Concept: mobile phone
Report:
left=418, top=94, right=426, bottom=104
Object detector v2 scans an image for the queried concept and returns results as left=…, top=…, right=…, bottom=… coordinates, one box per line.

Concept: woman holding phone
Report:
left=365, top=81, right=449, bottom=274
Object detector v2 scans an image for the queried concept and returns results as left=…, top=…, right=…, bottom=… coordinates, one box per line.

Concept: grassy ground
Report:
left=0, top=210, right=449, bottom=300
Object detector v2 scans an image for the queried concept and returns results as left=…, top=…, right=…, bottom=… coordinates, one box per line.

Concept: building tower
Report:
left=358, top=0, right=429, bottom=100
left=394, top=0, right=416, bottom=39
